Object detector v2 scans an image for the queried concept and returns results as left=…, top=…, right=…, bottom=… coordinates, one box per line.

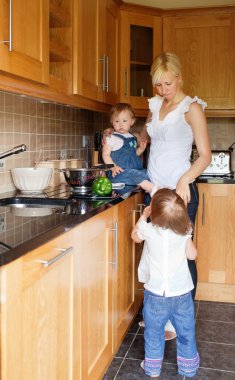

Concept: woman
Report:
left=104, top=51, right=211, bottom=339
left=140, top=51, right=211, bottom=302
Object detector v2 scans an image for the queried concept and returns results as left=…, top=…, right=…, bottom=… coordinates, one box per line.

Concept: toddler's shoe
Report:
left=138, top=320, right=177, bottom=340
left=165, top=320, right=177, bottom=341
left=140, top=361, right=160, bottom=378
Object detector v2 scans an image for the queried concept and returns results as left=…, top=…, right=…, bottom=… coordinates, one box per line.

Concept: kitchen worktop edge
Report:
left=0, top=187, right=142, bottom=267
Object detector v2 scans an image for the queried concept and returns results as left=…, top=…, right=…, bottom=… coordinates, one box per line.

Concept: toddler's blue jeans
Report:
left=143, top=290, right=199, bottom=377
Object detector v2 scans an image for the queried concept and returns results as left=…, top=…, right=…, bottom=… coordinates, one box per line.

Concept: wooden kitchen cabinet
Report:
left=195, top=183, right=235, bottom=303
left=0, top=230, right=76, bottom=380
left=133, top=192, right=145, bottom=314
left=0, top=0, right=49, bottom=84
left=119, top=10, right=162, bottom=113
left=0, top=193, right=145, bottom=380
left=73, top=0, right=118, bottom=104
left=49, top=0, right=73, bottom=93
left=78, top=207, right=115, bottom=380
left=163, top=12, right=235, bottom=110
left=112, top=193, right=144, bottom=350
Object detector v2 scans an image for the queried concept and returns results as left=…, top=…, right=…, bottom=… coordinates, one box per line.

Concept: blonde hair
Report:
left=150, top=188, right=192, bottom=235
left=150, top=52, right=182, bottom=87
left=109, top=103, right=136, bottom=125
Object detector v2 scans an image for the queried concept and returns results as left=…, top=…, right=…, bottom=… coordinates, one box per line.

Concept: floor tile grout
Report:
left=113, top=326, right=142, bottom=380
left=104, top=300, right=235, bottom=379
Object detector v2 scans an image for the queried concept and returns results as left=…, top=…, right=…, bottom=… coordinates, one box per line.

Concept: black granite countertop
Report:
left=196, top=173, right=235, bottom=184
left=0, top=184, right=141, bottom=267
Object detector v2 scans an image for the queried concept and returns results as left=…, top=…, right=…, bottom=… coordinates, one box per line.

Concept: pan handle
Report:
left=91, top=164, right=114, bottom=170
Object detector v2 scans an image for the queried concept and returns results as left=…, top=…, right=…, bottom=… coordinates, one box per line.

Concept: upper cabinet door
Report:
left=163, top=13, right=235, bottom=109
left=0, top=0, right=49, bottom=84
left=73, top=0, right=103, bottom=101
left=102, top=0, right=118, bottom=105
left=119, top=11, right=162, bottom=112
left=73, top=0, right=118, bottom=105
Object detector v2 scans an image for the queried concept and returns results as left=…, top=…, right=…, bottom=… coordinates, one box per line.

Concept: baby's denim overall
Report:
left=106, top=133, right=150, bottom=185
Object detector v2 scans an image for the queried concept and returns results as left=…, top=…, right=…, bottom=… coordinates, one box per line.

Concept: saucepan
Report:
left=58, top=164, right=114, bottom=193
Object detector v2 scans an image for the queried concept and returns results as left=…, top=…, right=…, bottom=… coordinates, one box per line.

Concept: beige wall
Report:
left=0, top=91, right=109, bottom=194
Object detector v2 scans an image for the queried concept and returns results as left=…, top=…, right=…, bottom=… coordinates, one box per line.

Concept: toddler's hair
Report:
left=150, top=188, right=192, bottom=235
left=110, top=103, right=136, bottom=123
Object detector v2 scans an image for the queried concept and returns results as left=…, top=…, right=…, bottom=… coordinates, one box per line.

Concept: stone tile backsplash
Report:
left=0, top=91, right=109, bottom=194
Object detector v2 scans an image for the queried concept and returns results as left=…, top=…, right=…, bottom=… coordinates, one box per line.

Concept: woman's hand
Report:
left=176, top=178, right=191, bottom=205
left=111, top=165, right=123, bottom=177
left=139, top=139, right=148, bottom=151
left=102, top=128, right=114, bottom=145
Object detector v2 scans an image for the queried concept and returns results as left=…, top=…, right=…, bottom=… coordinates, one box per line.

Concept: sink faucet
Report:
left=0, top=144, right=27, bottom=160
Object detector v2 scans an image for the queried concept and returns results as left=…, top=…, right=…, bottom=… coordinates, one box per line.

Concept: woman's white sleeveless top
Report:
left=146, top=95, right=207, bottom=189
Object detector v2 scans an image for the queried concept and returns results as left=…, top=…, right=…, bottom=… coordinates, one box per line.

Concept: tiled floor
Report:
left=103, top=301, right=235, bottom=379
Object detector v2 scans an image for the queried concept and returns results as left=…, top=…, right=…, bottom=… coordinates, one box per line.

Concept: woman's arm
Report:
left=136, top=139, right=148, bottom=156
left=185, top=238, right=197, bottom=260
left=176, top=102, right=211, bottom=204
left=138, top=111, right=152, bottom=141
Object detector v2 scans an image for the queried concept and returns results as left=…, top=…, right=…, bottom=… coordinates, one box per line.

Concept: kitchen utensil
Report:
left=59, top=164, right=114, bottom=193
left=34, top=148, right=43, bottom=169
left=11, top=167, right=53, bottom=193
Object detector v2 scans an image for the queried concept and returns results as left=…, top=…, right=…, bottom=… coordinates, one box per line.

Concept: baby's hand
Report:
left=142, top=206, right=151, bottom=219
left=111, top=165, right=123, bottom=177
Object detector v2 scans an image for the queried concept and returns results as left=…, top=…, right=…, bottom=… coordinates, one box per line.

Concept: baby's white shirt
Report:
left=137, top=219, right=194, bottom=297
left=106, top=132, right=133, bottom=151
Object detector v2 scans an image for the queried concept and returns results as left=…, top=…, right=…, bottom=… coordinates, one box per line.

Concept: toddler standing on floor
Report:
left=131, top=188, right=200, bottom=378
left=102, top=103, right=157, bottom=195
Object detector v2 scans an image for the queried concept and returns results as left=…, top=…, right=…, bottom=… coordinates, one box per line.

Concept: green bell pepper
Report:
left=92, top=176, right=112, bottom=196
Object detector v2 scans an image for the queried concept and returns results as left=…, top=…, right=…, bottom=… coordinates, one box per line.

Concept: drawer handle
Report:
left=39, top=246, right=74, bottom=267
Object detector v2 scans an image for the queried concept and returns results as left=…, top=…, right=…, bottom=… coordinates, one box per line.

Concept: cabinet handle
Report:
left=202, top=192, right=206, bottom=225
left=109, top=221, right=118, bottom=271
left=132, top=203, right=145, bottom=214
left=99, top=54, right=106, bottom=91
left=105, top=55, right=109, bottom=92
left=0, top=0, right=12, bottom=51
left=39, top=246, right=74, bottom=267
left=137, top=203, right=145, bottom=214
left=125, top=67, right=129, bottom=97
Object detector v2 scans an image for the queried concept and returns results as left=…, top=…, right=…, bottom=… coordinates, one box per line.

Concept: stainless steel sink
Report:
left=0, top=197, right=73, bottom=217
left=0, top=197, right=71, bottom=208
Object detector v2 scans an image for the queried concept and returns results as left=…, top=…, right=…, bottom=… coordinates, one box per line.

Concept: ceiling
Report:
left=122, top=0, right=235, bottom=9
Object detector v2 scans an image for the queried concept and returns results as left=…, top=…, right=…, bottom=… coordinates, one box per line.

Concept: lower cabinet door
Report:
left=79, top=207, right=115, bottom=380
left=133, top=192, right=145, bottom=314
left=196, top=183, right=235, bottom=303
left=113, top=196, right=136, bottom=350
left=0, top=231, right=75, bottom=380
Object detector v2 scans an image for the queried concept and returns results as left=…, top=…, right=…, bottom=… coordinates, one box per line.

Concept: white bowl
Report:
left=11, top=167, right=53, bottom=193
